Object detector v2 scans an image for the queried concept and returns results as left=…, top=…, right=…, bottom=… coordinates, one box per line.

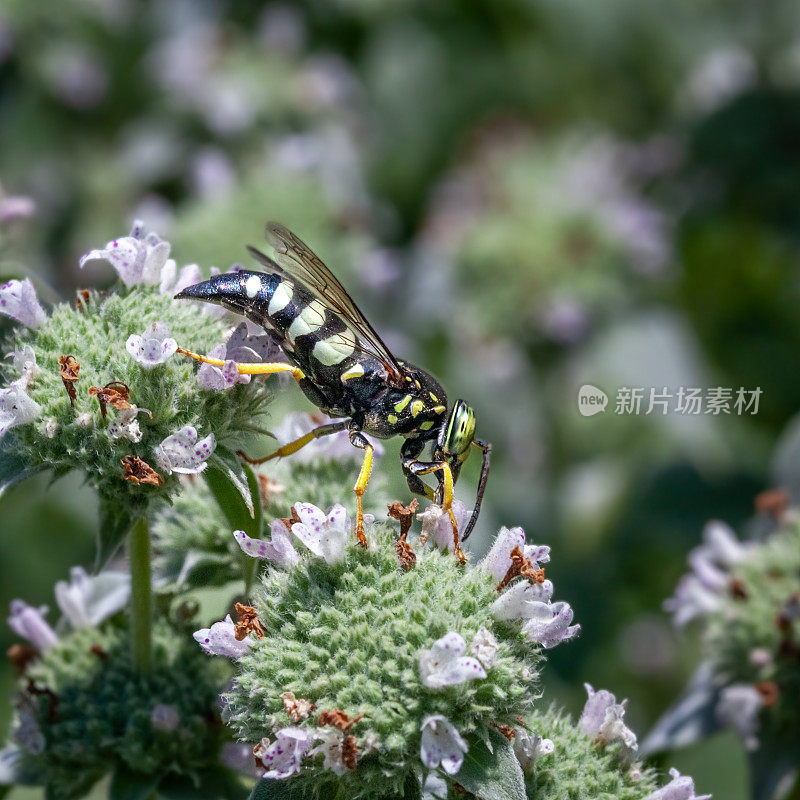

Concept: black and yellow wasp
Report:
left=175, top=223, right=491, bottom=558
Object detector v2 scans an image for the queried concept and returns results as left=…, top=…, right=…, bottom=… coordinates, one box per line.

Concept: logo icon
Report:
left=578, top=384, right=608, bottom=417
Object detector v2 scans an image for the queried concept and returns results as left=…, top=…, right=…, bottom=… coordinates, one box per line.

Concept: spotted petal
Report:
left=521, top=601, right=580, bottom=649
left=420, top=715, right=468, bottom=775
left=234, top=521, right=300, bottom=569
left=419, top=631, right=487, bottom=688
left=0, top=279, right=47, bottom=329
left=126, top=321, right=178, bottom=368
left=0, top=380, right=42, bottom=439
left=80, top=236, right=145, bottom=287
left=153, top=425, right=216, bottom=475
left=193, top=614, right=252, bottom=659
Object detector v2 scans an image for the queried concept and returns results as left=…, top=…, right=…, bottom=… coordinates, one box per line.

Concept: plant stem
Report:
left=130, top=515, right=152, bottom=673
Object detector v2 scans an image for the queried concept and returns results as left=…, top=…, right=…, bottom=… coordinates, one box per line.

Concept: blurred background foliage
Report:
left=3, top=0, right=800, bottom=796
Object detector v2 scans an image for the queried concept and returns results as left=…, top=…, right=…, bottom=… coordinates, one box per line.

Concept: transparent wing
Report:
left=250, top=222, right=405, bottom=380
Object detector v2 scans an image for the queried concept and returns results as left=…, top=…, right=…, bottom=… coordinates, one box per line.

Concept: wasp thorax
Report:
left=441, top=400, right=476, bottom=457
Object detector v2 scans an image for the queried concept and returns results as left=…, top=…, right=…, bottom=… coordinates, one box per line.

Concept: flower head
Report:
left=419, top=631, right=488, bottom=688
left=0, top=380, right=41, bottom=439
left=420, top=715, right=468, bottom=775
left=126, top=321, right=178, bottom=368
left=153, top=425, right=216, bottom=475
left=193, top=614, right=253, bottom=659
left=254, top=727, right=315, bottom=779
left=578, top=684, right=638, bottom=753
left=291, top=502, right=350, bottom=564
left=0, top=278, right=47, bottom=329
left=521, top=601, right=580, bottom=649
left=644, top=768, right=712, bottom=800
left=233, top=520, right=300, bottom=568
left=7, top=601, right=58, bottom=651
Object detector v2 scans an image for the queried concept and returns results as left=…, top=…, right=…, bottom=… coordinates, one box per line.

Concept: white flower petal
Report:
left=126, top=321, right=178, bottom=368
left=7, top=601, right=58, bottom=651
left=521, top=601, right=578, bottom=649
left=153, top=425, right=216, bottom=474
left=309, top=728, right=348, bottom=776
left=292, top=502, right=350, bottom=564
left=193, top=614, right=252, bottom=659
left=513, top=728, right=554, bottom=771
left=491, top=580, right=554, bottom=621
left=716, top=684, right=763, bottom=750
left=80, top=236, right=145, bottom=287
left=254, top=727, right=314, bottom=779
left=420, top=631, right=487, bottom=688
left=420, top=715, right=468, bottom=775
left=0, top=279, right=47, bottom=328
left=479, top=526, right=526, bottom=582
left=0, top=380, right=42, bottom=439
left=644, top=767, right=712, bottom=800
left=471, top=626, right=498, bottom=669
left=9, top=344, right=39, bottom=388
left=234, top=523, right=300, bottom=569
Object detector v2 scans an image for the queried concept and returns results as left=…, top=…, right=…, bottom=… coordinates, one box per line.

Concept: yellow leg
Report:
left=176, top=347, right=305, bottom=381
left=353, top=443, right=374, bottom=548
left=417, top=461, right=464, bottom=563
left=238, top=422, right=347, bottom=465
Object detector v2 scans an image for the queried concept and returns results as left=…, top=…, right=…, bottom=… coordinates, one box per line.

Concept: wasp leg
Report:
left=349, top=430, right=373, bottom=548
left=237, top=420, right=349, bottom=465
left=402, top=458, right=464, bottom=564
left=176, top=347, right=305, bottom=382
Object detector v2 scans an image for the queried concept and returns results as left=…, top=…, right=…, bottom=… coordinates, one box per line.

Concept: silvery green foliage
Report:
left=7, top=623, right=237, bottom=800
left=220, top=519, right=548, bottom=800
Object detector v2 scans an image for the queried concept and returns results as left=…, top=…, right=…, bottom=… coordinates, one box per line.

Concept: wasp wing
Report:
left=251, top=222, right=406, bottom=381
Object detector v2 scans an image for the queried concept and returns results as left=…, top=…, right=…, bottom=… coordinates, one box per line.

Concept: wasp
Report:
left=175, top=223, right=491, bottom=559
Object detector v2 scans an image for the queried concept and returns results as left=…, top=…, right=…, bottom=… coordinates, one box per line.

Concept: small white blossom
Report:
left=196, top=320, right=277, bottom=390
left=521, top=601, right=580, bottom=649
left=578, top=684, right=638, bottom=754
left=426, top=499, right=471, bottom=552
left=153, top=425, right=216, bottom=475
left=254, top=727, right=314, bottom=779
left=418, top=503, right=444, bottom=545
left=291, top=502, right=350, bottom=565
left=470, top=626, right=498, bottom=669
left=107, top=405, right=151, bottom=442
left=150, top=704, right=180, bottom=732
left=233, top=520, right=300, bottom=568
left=126, top=321, right=178, bottom=368
left=0, top=380, right=42, bottom=439
left=79, top=221, right=171, bottom=288
left=419, top=631, right=487, bottom=688
left=54, top=566, right=130, bottom=629
left=420, top=715, right=468, bottom=775
left=309, top=727, right=348, bottom=776
left=76, top=412, right=92, bottom=428
left=159, top=259, right=202, bottom=297
left=644, top=768, right=712, bottom=800
left=39, top=417, right=57, bottom=438
left=479, top=526, right=550, bottom=582
left=513, top=728, right=554, bottom=771
left=716, top=683, right=763, bottom=750
left=193, top=614, right=252, bottom=659
left=9, top=344, right=39, bottom=388
left=0, top=278, right=47, bottom=329
left=491, top=579, right=554, bottom=621
left=7, top=601, right=58, bottom=651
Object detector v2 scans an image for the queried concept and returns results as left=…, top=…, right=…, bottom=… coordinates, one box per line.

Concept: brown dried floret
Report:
left=496, top=545, right=545, bottom=592
left=258, top=475, right=286, bottom=506
left=395, top=531, right=417, bottom=571
left=387, top=498, right=418, bottom=538
left=493, top=722, right=516, bottom=740
left=89, top=381, right=131, bottom=418
left=121, top=455, right=163, bottom=487
left=234, top=603, right=265, bottom=640
left=58, top=355, right=80, bottom=408
left=755, top=680, right=780, bottom=707
left=754, top=488, right=789, bottom=520
left=341, top=734, right=358, bottom=771
left=279, top=506, right=302, bottom=530
left=7, top=644, right=37, bottom=677
left=317, top=708, right=364, bottom=731
left=281, top=691, right=316, bottom=722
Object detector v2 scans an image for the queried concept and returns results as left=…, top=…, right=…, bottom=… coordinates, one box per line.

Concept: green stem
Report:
left=130, top=516, right=152, bottom=673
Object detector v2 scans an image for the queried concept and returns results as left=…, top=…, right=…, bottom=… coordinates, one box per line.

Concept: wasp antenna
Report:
left=461, top=439, right=492, bottom=542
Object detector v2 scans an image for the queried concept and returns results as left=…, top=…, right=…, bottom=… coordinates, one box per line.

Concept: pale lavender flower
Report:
left=7, top=601, right=58, bottom=651
left=233, top=520, right=300, bottom=568
left=291, top=502, right=350, bottom=564
left=0, top=279, right=47, bottom=328
left=309, top=727, right=348, bottom=776
left=196, top=344, right=240, bottom=391
left=197, top=322, right=278, bottom=390
left=80, top=221, right=170, bottom=288
left=419, top=631, right=487, bottom=689
left=479, top=526, right=550, bottom=583
left=150, top=704, right=180, bottom=732
left=470, top=626, right=498, bottom=670
left=420, top=715, right=468, bottom=775
left=254, top=727, right=314, bottom=779
left=427, top=499, right=471, bottom=553
left=513, top=728, right=554, bottom=771
left=54, top=566, right=130, bottom=629
left=153, top=425, right=216, bottom=475
left=8, top=344, right=39, bottom=388
left=0, top=195, right=35, bottom=223
left=107, top=405, right=152, bottom=443
left=521, top=601, right=580, bottom=649
left=716, top=684, right=763, bottom=750
left=644, top=768, right=712, bottom=800
left=0, top=380, right=42, bottom=439
left=126, top=321, right=178, bottom=368
left=579, top=684, right=638, bottom=752
left=159, top=260, right=203, bottom=297
left=491, top=579, right=554, bottom=621
left=193, top=615, right=252, bottom=659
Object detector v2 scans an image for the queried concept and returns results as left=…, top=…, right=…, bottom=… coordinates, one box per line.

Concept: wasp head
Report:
left=434, top=399, right=476, bottom=480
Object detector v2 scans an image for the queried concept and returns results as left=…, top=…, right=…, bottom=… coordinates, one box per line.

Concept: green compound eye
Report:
left=442, top=399, right=476, bottom=456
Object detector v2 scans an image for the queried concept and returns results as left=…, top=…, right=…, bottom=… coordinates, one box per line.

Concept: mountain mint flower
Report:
left=644, top=768, right=712, bottom=800
left=196, top=321, right=277, bottom=390
left=9, top=344, right=39, bottom=387
left=53, top=566, right=130, bottom=628
left=0, top=381, right=41, bottom=438
left=512, top=727, right=554, bottom=771
left=471, top=626, right=498, bottom=669
left=7, top=600, right=59, bottom=651
left=126, top=321, right=178, bottom=368
left=419, top=715, right=468, bottom=775
left=479, top=525, right=550, bottom=583
left=0, top=278, right=47, bottom=328
left=80, top=221, right=171, bottom=288
left=159, top=259, right=202, bottom=296
left=107, top=405, right=150, bottom=442
left=578, top=684, right=638, bottom=752
left=715, top=683, right=763, bottom=750
left=425, top=499, right=470, bottom=552
left=153, top=425, right=216, bottom=474
left=254, top=727, right=315, bottom=779
left=309, top=727, right=349, bottom=776
left=193, top=614, right=253, bottom=659
left=291, top=502, right=350, bottom=564
left=234, top=520, right=300, bottom=568
left=522, top=600, right=580, bottom=648
left=491, top=577, right=554, bottom=621
left=419, top=631, right=487, bottom=688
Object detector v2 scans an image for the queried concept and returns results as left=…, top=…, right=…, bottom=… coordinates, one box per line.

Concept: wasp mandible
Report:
left=175, top=223, right=491, bottom=559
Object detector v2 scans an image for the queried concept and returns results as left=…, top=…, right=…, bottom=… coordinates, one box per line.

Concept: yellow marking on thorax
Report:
left=268, top=280, right=293, bottom=315
left=394, top=395, right=412, bottom=413
left=433, top=405, right=447, bottom=414
left=388, top=414, right=399, bottom=424
left=419, top=420, right=435, bottom=431
left=341, top=363, right=365, bottom=381
left=410, top=400, right=425, bottom=418
left=429, top=391, right=439, bottom=402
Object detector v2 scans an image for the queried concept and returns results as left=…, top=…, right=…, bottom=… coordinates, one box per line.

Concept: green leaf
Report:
left=96, top=496, right=136, bottom=569
left=456, top=730, right=526, bottom=800
left=248, top=777, right=306, bottom=800
left=109, top=766, right=160, bottom=800
left=403, top=771, right=423, bottom=800
left=0, top=448, right=42, bottom=499
left=205, top=446, right=259, bottom=535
